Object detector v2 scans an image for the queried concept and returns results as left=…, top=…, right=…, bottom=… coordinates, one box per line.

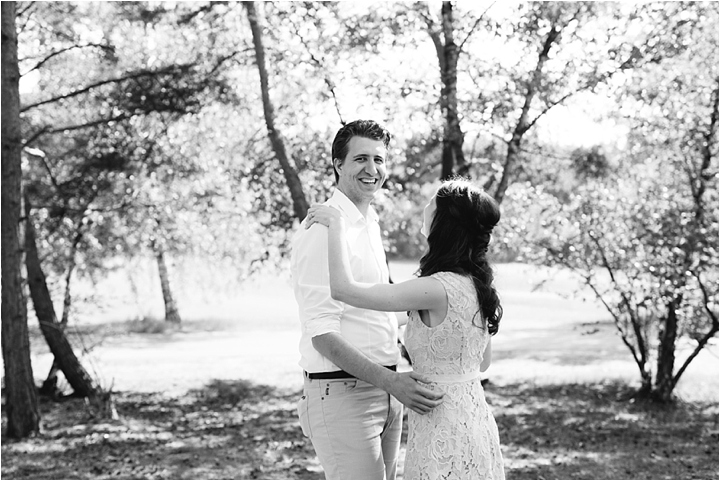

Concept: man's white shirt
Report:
left=291, top=189, right=400, bottom=373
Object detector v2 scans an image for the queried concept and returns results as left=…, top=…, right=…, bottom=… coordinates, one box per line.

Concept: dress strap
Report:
left=422, top=371, right=482, bottom=384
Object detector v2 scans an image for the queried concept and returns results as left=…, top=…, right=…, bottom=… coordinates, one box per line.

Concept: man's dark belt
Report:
left=305, top=365, right=397, bottom=380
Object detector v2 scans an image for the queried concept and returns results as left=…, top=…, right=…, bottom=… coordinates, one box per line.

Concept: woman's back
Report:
left=405, top=271, right=489, bottom=378
left=404, top=271, right=505, bottom=480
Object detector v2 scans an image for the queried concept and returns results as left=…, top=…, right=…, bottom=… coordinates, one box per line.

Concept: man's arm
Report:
left=312, top=333, right=443, bottom=415
left=296, top=218, right=442, bottom=414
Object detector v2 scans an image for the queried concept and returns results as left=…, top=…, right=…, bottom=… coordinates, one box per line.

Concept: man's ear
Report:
left=333, top=157, right=344, bottom=173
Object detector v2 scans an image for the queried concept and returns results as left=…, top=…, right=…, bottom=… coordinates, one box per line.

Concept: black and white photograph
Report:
left=1, top=1, right=717, bottom=479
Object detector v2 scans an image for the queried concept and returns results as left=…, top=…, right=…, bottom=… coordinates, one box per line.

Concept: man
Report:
left=291, top=120, right=443, bottom=480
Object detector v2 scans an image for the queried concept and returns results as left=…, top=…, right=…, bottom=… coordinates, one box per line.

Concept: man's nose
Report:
left=365, top=162, right=377, bottom=175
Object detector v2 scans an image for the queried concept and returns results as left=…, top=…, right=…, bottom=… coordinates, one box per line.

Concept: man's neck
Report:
left=337, top=187, right=371, bottom=218
left=355, top=202, right=370, bottom=218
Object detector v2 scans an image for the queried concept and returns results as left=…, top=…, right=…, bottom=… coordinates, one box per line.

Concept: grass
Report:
left=492, top=382, right=718, bottom=480
left=2, top=379, right=717, bottom=480
left=3, top=260, right=718, bottom=479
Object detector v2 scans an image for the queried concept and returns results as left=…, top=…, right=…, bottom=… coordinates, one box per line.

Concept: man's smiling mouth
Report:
left=360, top=178, right=378, bottom=185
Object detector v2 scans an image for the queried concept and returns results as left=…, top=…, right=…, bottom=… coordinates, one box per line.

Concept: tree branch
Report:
left=20, top=63, right=195, bottom=113
left=30, top=114, right=134, bottom=140
left=672, top=322, right=719, bottom=388
left=588, top=230, right=649, bottom=370
left=208, top=50, right=247, bottom=76
left=524, top=90, right=576, bottom=133
left=24, top=147, right=62, bottom=195
left=523, top=32, right=668, bottom=136
left=177, top=2, right=222, bottom=24
left=419, top=3, right=445, bottom=72
left=21, top=43, right=115, bottom=76
left=514, top=23, right=562, bottom=136
left=17, top=2, right=34, bottom=18
left=546, top=243, right=646, bottom=372
left=287, top=16, right=344, bottom=125
left=457, top=1, right=496, bottom=53
left=585, top=274, right=645, bottom=369
left=692, top=86, right=719, bottom=221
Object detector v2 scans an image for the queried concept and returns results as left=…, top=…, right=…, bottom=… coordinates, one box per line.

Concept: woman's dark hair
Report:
left=418, top=178, right=503, bottom=335
left=331, top=120, right=392, bottom=183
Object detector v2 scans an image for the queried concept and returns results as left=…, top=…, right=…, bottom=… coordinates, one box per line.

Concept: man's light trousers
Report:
left=298, top=375, right=403, bottom=480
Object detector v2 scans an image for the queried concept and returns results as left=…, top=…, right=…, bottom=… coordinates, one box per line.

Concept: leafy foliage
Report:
left=503, top=3, right=719, bottom=398
left=10, top=1, right=719, bottom=404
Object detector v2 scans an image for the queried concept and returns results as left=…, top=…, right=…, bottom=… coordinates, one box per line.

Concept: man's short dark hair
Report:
left=331, top=120, right=392, bottom=183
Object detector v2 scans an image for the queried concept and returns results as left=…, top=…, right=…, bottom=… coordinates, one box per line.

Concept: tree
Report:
left=505, top=3, right=719, bottom=401
left=243, top=1, right=309, bottom=221
left=10, top=2, right=222, bottom=401
left=489, top=3, right=563, bottom=203
left=420, top=2, right=467, bottom=180
left=17, top=1, right=245, bottom=330
left=152, top=238, right=182, bottom=324
left=24, top=194, right=105, bottom=402
left=1, top=0, right=41, bottom=438
left=452, top=2, right=689, bottom=204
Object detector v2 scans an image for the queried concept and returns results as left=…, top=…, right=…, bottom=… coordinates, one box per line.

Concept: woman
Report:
left=306, top=178, right=505, bottom=480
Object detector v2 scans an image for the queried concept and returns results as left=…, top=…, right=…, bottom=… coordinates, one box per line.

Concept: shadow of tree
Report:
left=486, top=381, right=718, bottom=480
left=2, top=379, right=322, bottom=480
left=2, top=379, right=717, bottom=480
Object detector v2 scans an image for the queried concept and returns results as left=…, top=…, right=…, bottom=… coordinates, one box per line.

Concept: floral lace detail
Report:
left=404, top=272, right=505, bottom=480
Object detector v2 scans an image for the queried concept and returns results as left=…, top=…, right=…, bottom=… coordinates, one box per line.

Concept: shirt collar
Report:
left=330, top=189, right=379, bottom=224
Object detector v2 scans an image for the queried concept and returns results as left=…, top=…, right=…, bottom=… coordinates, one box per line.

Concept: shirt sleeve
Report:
left=293, top=222, right=344, bottom=338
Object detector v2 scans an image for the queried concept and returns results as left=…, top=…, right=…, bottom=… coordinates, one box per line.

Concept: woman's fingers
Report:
left=304, top=205, right=341, bottom=229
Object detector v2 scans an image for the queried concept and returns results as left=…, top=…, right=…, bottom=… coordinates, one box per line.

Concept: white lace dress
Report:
left=403, top=272, right=505, bottom=480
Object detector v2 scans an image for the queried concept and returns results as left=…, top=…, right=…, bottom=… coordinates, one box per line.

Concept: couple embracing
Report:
left=291, top=120, right=505, bottom=480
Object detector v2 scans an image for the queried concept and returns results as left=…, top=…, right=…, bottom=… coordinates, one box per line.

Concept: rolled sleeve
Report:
left=293, top=224, right=344, bottom=338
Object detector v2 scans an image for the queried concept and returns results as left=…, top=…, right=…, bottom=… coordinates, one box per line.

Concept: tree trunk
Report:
left=652, top=300, right=679, bottom=402
left=426, top=2, right=466, bottom=180
left=494, top=139, right=521, bottom=205
left=39, top=359, right=62, bottom=398
left=60, top=230, right=82, bottom=326
left=1, top=1, right=41, bottom=439
left=244, top=1, right=309, bottom=220
left=493, top=24, right=561, bottom=204
left=41, top=231, right=79, bottom=396
left=439, top=2, right=466, bottom=180
left=154, top=246, right=181, bottom=324
left=24, top=199, right=98, bottom=399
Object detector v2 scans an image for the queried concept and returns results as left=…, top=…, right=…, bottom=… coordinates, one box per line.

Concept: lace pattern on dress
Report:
left=403, top=272, right=505, bottom=480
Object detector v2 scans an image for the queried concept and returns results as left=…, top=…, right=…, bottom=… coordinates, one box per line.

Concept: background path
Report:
left=27, top=262, right=718, bottom=402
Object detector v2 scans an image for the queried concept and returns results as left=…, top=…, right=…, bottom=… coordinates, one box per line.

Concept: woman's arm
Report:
left=480, top=338, right=492, bottom=372
left=307, top=205, right=446, bottom=313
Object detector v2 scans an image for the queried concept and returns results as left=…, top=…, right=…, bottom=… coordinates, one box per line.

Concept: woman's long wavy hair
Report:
left=418, top=179, right=503, bottom=335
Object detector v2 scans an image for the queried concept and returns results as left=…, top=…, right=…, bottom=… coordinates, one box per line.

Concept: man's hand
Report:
left=385, top=371, right=444, bottom=415
left=312, top=333, right=443, bottom=415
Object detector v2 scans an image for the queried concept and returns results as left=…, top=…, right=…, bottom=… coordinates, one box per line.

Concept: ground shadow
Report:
left=2, top=379, right=717, bottom=480
left=486, top=381, right=718, bottom=480
left=2, top=379, right=322, bottom=480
